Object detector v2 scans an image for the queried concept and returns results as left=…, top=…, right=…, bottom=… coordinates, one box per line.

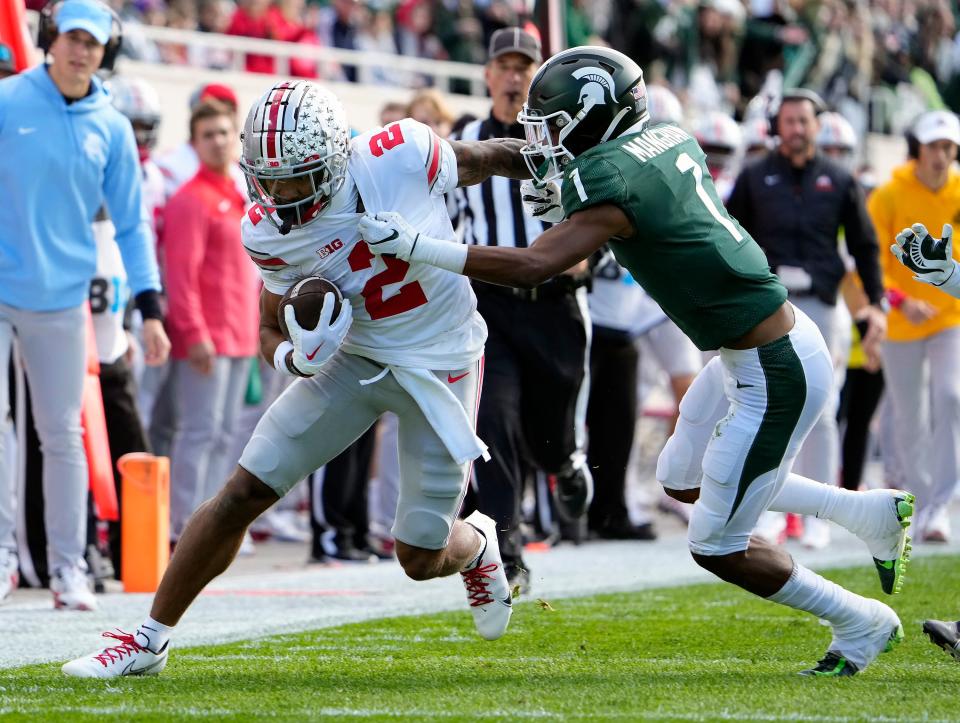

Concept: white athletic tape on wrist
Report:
left=410, top=233, right=468, bottom=274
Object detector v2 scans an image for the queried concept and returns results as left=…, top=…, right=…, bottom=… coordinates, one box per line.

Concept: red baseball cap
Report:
left=189, top=82, right=239, bottom=110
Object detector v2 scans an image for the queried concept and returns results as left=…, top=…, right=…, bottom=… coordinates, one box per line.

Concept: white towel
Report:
left=378, top=366, right=489, bottom=466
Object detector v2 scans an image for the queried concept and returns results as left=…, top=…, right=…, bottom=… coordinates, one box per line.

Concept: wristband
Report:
left=273, top=340, right=302, bottom=377
left=134, top=289, right=164, bottom=321
left=885, top=288, right=906, bottom=310
left=410, top=233, right=468, bottom=273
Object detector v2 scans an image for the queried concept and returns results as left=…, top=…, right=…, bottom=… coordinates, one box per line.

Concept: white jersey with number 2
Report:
left=241, top=118, right=486, bottom=370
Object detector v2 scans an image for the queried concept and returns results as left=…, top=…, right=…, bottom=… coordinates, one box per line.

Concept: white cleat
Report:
left=851, top=490, right=914, bottom=595
left=62, top=630, right=169, bottom=678
left=0, top=548, right=18, bottom=605
left=50, top=563, right=98, bottom=611
left=831, top=600, right=903, bottom=673
left=460, top=511, right=512, bottom=641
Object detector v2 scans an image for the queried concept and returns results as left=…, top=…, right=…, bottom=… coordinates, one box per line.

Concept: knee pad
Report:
left=686, top=482, right=750, bottom=557
left=656, top=431, right=702, bottom=491
left=395, top=508, right=451, bottom=551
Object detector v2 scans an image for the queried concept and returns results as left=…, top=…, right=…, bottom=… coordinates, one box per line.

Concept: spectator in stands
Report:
left=267, top=0, right=320, bottom=78
left=395, top=0, right=447, bottom=67
left=162, top=99, right=259, bottom=544
left=192, top=0, right=235, bottom=69
left=0, top=0, right=168, bottom=609
left=868, top=110, right=960, bottom=543
left=355, top=7, right=399, bottom=85
left=323, top=0, right=361, bottom=82
left=226, top=0, right=273, bottom=74
left=407, top=88, right=455, bottom=137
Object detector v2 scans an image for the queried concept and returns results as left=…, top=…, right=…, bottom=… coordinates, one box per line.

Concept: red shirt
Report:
left=226, top=8, right=275, bottom=74
left=162, top=166, right=259, bottom=360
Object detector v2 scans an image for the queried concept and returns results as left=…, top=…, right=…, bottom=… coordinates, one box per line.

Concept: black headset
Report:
left=37, top=0, right=123, bottom=72
left=905, top=129, right=920, bottom=159
left=767, top=88, right=828, bottom=137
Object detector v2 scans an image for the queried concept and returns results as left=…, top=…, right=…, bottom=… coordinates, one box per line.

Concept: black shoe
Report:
left=505, top=561, right=531, bottom=597
left=592, top=520, right=657, bottom=541
left=552, top=468, right=593, bottom=523
left=798, top=651, right=859, bottom=677
left=923, top=619, right=960, bottom=661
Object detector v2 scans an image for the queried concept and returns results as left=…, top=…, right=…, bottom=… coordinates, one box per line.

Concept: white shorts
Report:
left=656, top=306, right=834, bottom=555
left=239, top=351, right=481, bottom=550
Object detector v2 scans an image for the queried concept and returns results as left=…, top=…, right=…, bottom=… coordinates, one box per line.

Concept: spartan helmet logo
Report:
left=573, top=66, right=616, bottom=111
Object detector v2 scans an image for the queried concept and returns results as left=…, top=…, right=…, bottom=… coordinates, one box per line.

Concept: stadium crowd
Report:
left=1, top=1, right=960, bottom=643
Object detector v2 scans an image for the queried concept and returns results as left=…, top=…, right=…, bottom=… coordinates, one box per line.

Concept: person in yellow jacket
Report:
left=868, top=109, right=960, bottom=543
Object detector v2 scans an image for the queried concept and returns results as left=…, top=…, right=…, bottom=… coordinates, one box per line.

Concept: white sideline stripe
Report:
left=1, top=523, right=959, bottom=670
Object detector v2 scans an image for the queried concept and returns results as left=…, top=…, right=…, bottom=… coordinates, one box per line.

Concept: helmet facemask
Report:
left=518, top=106, right=577, bottom=184
left=242, top=150, right=347, bottom=235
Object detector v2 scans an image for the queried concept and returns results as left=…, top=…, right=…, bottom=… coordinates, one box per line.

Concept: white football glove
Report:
left=283, top=292, right=352, bottom=375
left=357, top=211, right=468, bottom=273
left=891, top=223, right=957, bottom=287
left=520, top=180, right=565, bottom=223
left=358, top=211, right=418, bottom=261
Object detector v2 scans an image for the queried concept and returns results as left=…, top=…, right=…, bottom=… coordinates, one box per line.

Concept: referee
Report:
left=449, top=27, right=593, bottom=595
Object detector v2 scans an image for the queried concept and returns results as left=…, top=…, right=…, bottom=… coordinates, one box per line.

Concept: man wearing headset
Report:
left=725, top=90, right=887, bottom=549
left=0, top=0, right=169, bottom=610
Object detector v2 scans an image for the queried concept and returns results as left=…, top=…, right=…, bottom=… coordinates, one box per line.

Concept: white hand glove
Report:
left=357, top=211, right=468, bottom=273
left=891, top=223, right=957, bottom=287
left=283, top=292, right=353, bottom=375
left=358, top=211, right=418, bottom=261
left=520, top=180, right=565, bottom=223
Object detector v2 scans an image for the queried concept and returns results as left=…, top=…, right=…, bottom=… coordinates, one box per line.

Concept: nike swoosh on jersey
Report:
left=736, top=380, right=754, bottom=389
left=305, top=343, right=325, bottom=361
left=447, top=372, right=470, bottom=383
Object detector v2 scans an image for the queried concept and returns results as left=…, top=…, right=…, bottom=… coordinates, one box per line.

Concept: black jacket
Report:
left=726, top=151, right=884, bottom=305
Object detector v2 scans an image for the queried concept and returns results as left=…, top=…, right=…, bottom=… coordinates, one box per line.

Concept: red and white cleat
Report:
left=62, top=630, right=168, bottom=678
left=460, top=511, right=512, bottom=641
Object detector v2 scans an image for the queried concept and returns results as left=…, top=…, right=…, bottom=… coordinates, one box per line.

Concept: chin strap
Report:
left=279, top=217, right=294, bottom=235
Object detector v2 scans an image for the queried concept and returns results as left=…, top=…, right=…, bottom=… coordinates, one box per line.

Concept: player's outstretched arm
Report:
left=449, top=138, right=530, bottom=186
left=359, top=204, right=630, bottom=289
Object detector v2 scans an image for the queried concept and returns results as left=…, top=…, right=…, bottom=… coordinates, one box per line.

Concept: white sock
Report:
left=135, top=616, right=174, bottom=653
left=767, top=563, right=874, bottom=643
left=769, top=474, right=865, bottom=532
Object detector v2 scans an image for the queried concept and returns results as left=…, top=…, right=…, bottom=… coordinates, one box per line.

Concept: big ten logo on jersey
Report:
left=318, top=238, right=344, bottom=259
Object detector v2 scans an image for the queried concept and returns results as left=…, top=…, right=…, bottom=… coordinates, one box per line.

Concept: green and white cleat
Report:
left=852, top=490, right=914, bottom=594
left=801, top=603, right=904, bottom=677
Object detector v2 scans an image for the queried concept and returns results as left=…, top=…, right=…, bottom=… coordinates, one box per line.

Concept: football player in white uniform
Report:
left=63, top=80, right=529, bottom=678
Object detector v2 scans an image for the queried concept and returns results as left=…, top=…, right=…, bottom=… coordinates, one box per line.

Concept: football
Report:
left=277, top=277, right=343, bottom=340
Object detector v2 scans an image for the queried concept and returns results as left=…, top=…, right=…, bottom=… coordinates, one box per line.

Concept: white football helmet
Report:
left=108, top=76, right=161, bottom=151
left=240, top=80, right=351, bottom=234
left=741, top=116, right=770, bottom=157
left=646, top=84, right=684, bottom=125
left=692, top=112, right=743, bottom=180
left=817, top=112, right=857, bottom=170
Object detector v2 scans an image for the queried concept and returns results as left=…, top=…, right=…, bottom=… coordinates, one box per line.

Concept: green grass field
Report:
left=2, top=555, right=959, bottom=722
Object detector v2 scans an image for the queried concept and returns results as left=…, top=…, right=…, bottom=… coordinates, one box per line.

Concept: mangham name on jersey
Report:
left=622, top=125, right=690, bottom=163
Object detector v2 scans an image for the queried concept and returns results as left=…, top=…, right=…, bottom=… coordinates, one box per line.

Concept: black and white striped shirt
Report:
left=449, top=114, right=550, bottom=248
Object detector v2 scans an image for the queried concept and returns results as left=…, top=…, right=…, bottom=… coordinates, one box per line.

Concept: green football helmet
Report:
left=518, top=46, right=648, bottom=183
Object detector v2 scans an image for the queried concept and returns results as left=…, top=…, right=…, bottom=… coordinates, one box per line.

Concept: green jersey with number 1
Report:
left=561, top=123, right=787, bottom=351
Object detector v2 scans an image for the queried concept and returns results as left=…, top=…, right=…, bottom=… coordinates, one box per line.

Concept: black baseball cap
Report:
left=488, top=27, right=542, bottom=65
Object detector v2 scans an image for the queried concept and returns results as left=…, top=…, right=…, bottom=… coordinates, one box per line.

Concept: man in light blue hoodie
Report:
left=0, top=0, right=169, bottom=611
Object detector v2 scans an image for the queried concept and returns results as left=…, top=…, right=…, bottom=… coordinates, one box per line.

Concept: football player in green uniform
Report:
left=359, top=47, right=914, bottom=676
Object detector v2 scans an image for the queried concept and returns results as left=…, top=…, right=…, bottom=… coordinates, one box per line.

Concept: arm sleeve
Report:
left=162, top=192, right=210, bottom=349
left=842, top=178, right=884, bottom=304
left=105, top=117, right=162, bottom=296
